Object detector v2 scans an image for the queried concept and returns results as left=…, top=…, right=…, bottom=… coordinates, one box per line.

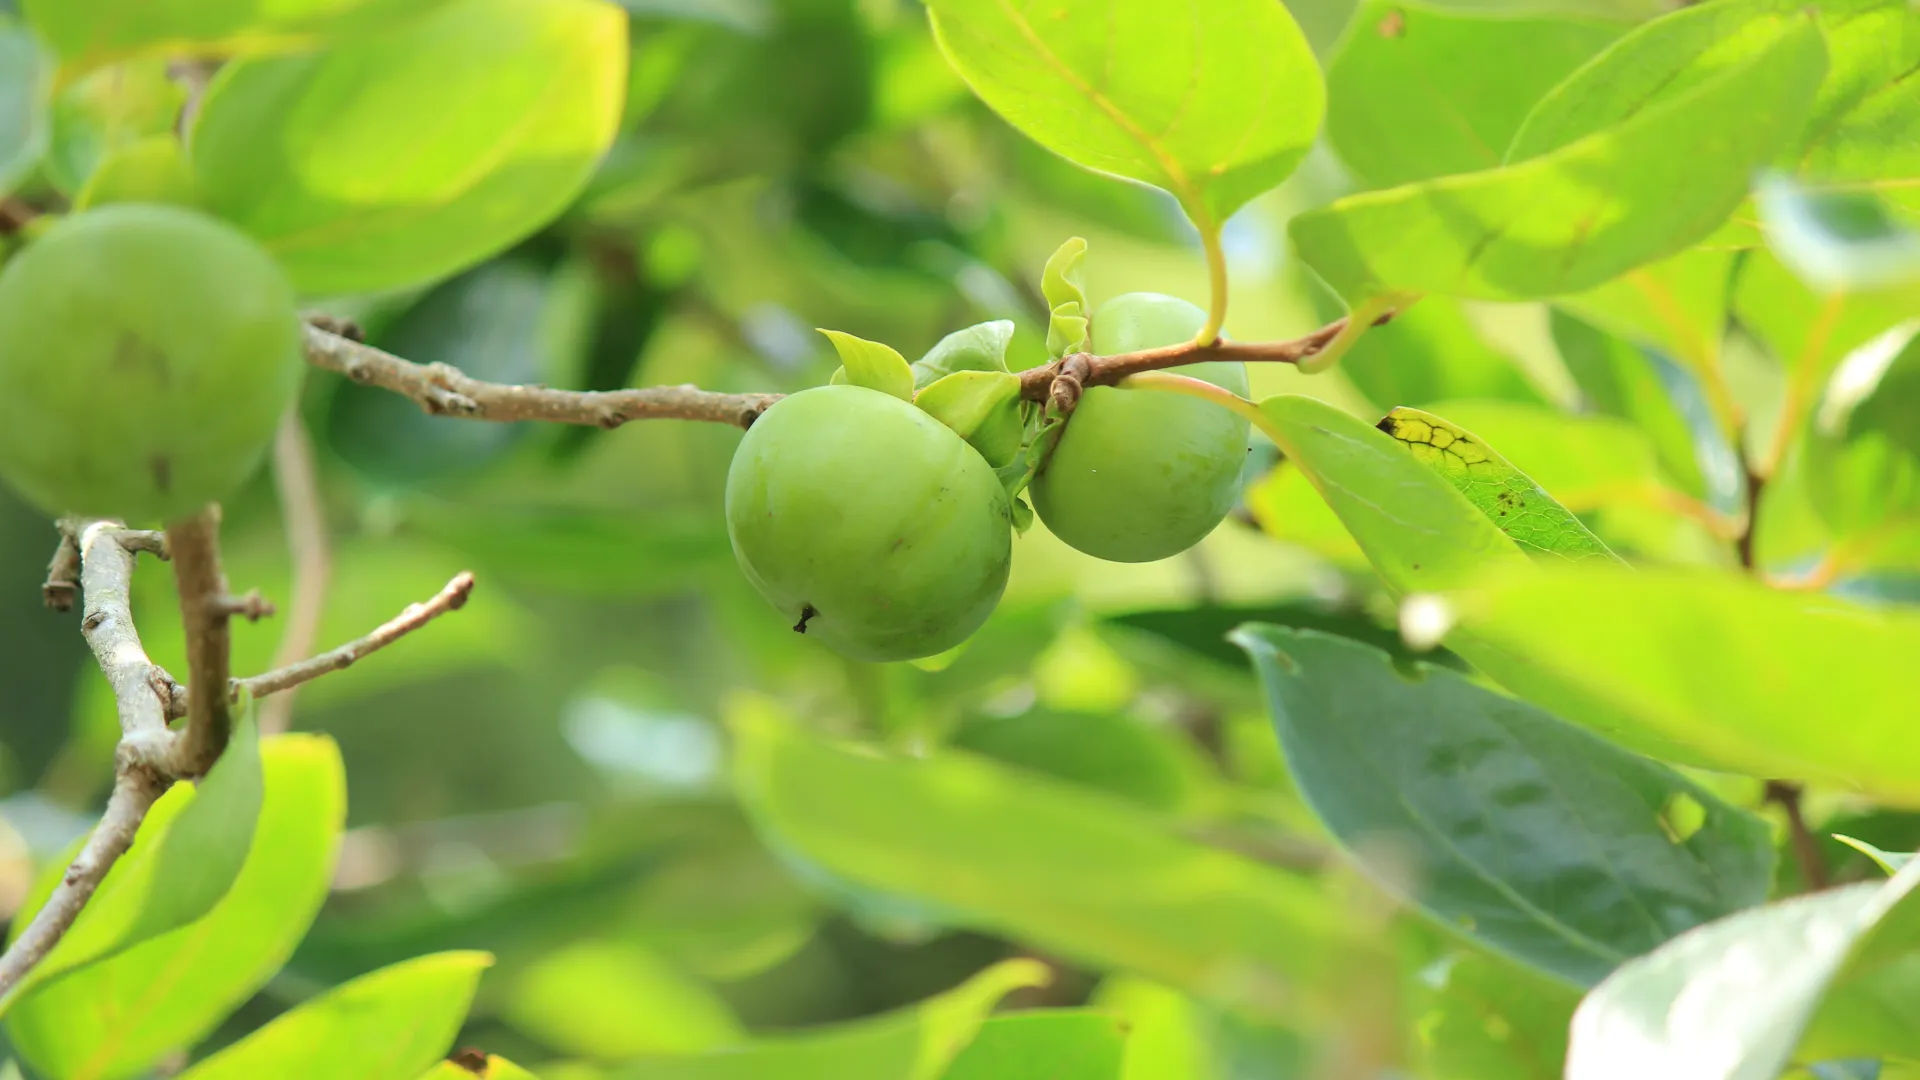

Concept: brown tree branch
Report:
left=0, top=523, right=178, bottom=1000
left=302, top=324, right=783, bottom=430
left=1015, top=314, right=1380, bottom=403
left=262, top=411, right=331, bottom=735
left=167, top=508, right=236, bottom=778
left=235, top=572, right=475, bottom=702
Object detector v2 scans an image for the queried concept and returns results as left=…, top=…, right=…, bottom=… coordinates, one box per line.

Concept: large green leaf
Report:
left=176, top=951, right=492, bottom=1080
left=729, top=696, right=1365, bottom=1018
left=1289, top=16, right=1824, bottom=307
left=23, top=0, right=453, bottom=68
left=506, top=939, right=741, bottom=1061
left=609, top=959, right=1049, bottom=1080
left=419, top=1058, right=538, bottom=1080
left=924, top=0, right=1322, bottom=230
left=1447, top=566, right=1920, bottom=798
left=1554, top=247, right=1740, bottom=423
left=9, top=735, right=346, bottom=1080
left=1413, top=950, right=1581, bottom=1080
left=1324, top=0, right=1624, bottom=189
left=1255, top=395, right=1531, bottom=595
left=942, top=1011, right=1126, bottom=1080
left=4, top=708, right=263, bottom=1007
left=1380, top=406, right=1622, bottom=564
left=1566, top=857, right=1920, bottom=1077
left=1091, top=978, right=1215, bottom=1080
left=190, top=0, right=627, bottom=294
left=1235, top=626, right=1773, bottom=987
left=1334, top=297, right=1547, bottom=411
left=1550, top=310, right=1716, bottom=500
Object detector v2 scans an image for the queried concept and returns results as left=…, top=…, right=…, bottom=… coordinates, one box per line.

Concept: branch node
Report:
left=1048, top=353, right=1093, bottom=416
left=218, top=590, right=277, bottom=622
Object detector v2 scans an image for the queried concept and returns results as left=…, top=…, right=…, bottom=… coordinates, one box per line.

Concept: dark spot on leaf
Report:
left=150, top=455, right=171, bottom=493
left=793, top=604, right=817, bottom=634
left=1377, top=8, right=1406, bottom=36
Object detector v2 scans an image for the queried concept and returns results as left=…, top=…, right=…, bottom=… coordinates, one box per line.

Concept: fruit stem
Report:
left=1194, top=225, right=1230, bottom=347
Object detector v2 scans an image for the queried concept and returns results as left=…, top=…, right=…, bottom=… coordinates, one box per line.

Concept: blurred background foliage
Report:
left=0, top=0, right=1910, bottom=1075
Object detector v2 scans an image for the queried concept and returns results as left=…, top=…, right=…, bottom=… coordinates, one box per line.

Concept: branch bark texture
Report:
left=168, top=508, right=235, bottom=778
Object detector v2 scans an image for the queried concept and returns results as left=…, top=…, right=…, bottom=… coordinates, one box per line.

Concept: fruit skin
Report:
left=1031, top=293, right=1251, bottom=563
left=0, top=204, right=302, bottom=523
left=726, top=384, right=1013, bottom=662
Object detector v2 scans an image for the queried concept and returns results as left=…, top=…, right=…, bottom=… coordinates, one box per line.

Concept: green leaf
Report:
left=1235, top=626, right=1773, bottom=987
left=44, top=56, right=180, bottom=198
left=1335, top=297, right=1547, bottom=412
left=728, top=695, right=1366, bottom=1017
left=1289, top=16, right=1824, bottom=306
left=419, top=1058, right=539, bottom=1080
left=1835, top=835, right=1914, bottom=876
left=1737, top=248, right=1920, bottom=410
left=5, top=706, right=263, bottom=1006
left=942, top=1011, right=1127, bottom=1080
left=820, top=329, right=915, bottom=401
left=1412, top=950, right=1580, bottom=1080
left=1380, top=406, right=1623, bottom=564
left=23, top=0, right=454, bottom=68
left=1566, top=858, right=1920, bottom=1077
left=1324, top=0, right=1625, bottom=188
left=1254, top=395, right=1531, bottom=595
left=912, top=320, right=1015, bottom=390
left=1041, top=236, right=1088, bottom=314
left=9, top=735, right=345, bottom=1080
left=189, top=0, right=627, bottom=295
left=1446, top=566, right=1920, bottom=798
left=949, top=708, right=1212, bottom=815
left=176, top=951, right=493, bottom=1080
left=914, top=370, right=1024, bottom=467
left=1091, top=978, right=1214, bottom=1080
left=0, top=20, right=48, bottom=197
left=505, top=939, right=741, bottom=1061
left=925, top=0, right=1322, bottom=230
left=608, top=958, right=1050, bottom=1080
left=1555, top=247, right=1740, bottom=411
left=73, top=133, right=199, bottom=210
left=1549, top=310, right=1716, bottom=500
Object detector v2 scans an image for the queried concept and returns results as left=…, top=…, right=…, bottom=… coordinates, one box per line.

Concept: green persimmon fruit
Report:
left=0, top=204, right=302, bottom=523
left=726, top=385, right=1013, bottom=662
left=1031, top=293, right=1251, bottom=562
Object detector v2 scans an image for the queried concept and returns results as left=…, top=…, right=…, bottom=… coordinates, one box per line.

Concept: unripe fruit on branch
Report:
left=726, top=385, right=1013, bottom=662
left=0, top=204, right=302, bottom=523
left=1031, top=293, right=1251, bottom=563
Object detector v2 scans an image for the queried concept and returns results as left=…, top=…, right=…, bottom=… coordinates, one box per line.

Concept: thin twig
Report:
left=168, top=508, right=236, bottom=778
left=1766, top=780, right=1830, bottom=891
left=262, top=411, right=331, bottom=735
left=0, top=524, right=178, bottom=1000
left=302, top=324, right=783, bottom=430
left=1016, top=314, right=1387, bottom=403
left=41, top=520, right=82, bottom=612
left=236, top=572, right=475, bottom=700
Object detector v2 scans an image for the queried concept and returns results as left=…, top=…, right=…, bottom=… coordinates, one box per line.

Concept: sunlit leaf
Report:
left=1759, top=173, right=1920, bottom=292
left=1447, top=566, right=1920, bottom=798
left=23, top=0, right=454, bottom=67
left=729, top=696, right=1367, bottom=1019
left=821, top=329, right=915, bottom=401
left=925, top=0, right=1322, bottom=230
left=1334, top=297, right=1547, bottom=412
left=1567, top=858, right=1920, bottom=1077
left=190, top=0, right=627, bottom=294
left=4, top=708, right=263, bottom=1007
left=943, top=1010, right=1127, bottom=1080
left=1549, top=310, right=1721, bottom=501
left=1325, top=0, right=1624, bottom=188
left=506, top=939, right=741, bottom=1061
left=609, top=958, right=1049, bottom=1080
left=1835, top=835, right=1915, bottom=876
left=913, top=320, right=1015, bottom=389
left=418, top=1057, right=540, bottom=1080
left=176, top=951, right=493, bottom=1080
left=9, top=736, right=346, bottom=1080
left=1290, top=17, right=1823, bottom=307
left=1413, top=950, right=1580, bottom=1080
left=1090, top=977, right=1215, bottom=1080
left=1380, top=406, right=1622, bottom=564
left=914, top=370, right=1024, bottom=467
left=1237, top=626, right=1772, bottom=987
left=44, top=56, right=181, bottom=198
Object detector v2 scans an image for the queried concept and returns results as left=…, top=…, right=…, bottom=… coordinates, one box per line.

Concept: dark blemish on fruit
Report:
left=150, top=455, right=171, bottom=493
left=450, top=1048, right=488, bottom=1075
left=793, top=604, right=817, bottom=634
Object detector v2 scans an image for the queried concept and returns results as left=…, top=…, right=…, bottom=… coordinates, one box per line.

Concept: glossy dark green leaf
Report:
left=926, top=0, right=1322, bottom=230
left=176, top=951, right=493, bottom=1080
left=190, top=0, right=627, bottom=294
left=1255, top=395, right=1531, bottom=595
left=942, top=1010, right=1127, bottom=1080
left=1235, top=626, right=1773, bottom=986
left=1290, top=17, right=1824, bottom=307
left=1380, top=406, right=1623, bottom=564
left=1325, top=0, right=1624, bottom=188
left=609, top=959, right=1049, bottom=1080
left=1567, top=858, right=1920, bottom=1077
left=1449, top=567, right=1920, bottom=797
left=729, top=696, right=1365, bottom=1016
left=9, top=735, right=346, bottom=1080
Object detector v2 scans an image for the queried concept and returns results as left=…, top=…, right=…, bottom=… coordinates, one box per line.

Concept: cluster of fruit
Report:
left=727, top=293, right=1252, bottom=662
